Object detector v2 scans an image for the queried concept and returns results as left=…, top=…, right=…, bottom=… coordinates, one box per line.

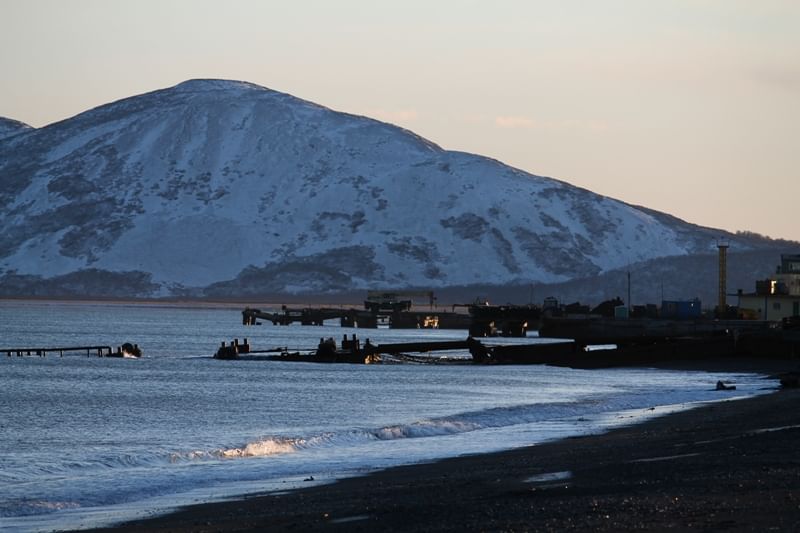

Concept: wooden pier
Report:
left=242, top=306, right=459, bottom=329
left=3, top=343, right=142, bottom=358
left=241, top=305, right=495, bottom=334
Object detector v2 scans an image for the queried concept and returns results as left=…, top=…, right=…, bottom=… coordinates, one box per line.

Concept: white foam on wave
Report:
left=177, top=434, right=333, bottom=461
left=183, top=407, right=538, bottom=462
left=201, top=417, right=491, bottom=461
left=172, top=400, right=598, bottom=464
left=219, top=437, right=301, bottom=458
left=169, top=388, right=762, bottom=466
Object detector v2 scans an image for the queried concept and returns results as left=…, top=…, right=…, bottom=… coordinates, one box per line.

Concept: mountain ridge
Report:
left=0, top=117, right=33, bottom=140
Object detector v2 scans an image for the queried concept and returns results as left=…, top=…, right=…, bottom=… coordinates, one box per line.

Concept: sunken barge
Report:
left=217, top=316, right=799, bottom=367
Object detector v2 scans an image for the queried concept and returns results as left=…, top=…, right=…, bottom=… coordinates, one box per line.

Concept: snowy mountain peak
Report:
left=0, top=80, right=787, bottom=298
left=171, top=78, right=273, bottom=94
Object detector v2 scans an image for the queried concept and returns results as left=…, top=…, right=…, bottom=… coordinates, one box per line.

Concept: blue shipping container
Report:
left=661, top=299, right=702, bottom=319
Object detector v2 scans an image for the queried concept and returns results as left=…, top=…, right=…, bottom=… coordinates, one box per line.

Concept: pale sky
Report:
left=2, top=0, right=798, bottom=241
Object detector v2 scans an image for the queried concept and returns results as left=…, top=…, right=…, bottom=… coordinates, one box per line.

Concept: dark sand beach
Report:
left=98, top=362, right=800, bottom=532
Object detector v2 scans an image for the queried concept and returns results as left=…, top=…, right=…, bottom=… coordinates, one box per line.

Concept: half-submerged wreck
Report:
left=214, top=315, right=800, bottom=367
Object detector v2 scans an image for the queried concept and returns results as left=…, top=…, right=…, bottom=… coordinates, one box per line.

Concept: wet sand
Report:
left=95, top=361, right=800, bottom=532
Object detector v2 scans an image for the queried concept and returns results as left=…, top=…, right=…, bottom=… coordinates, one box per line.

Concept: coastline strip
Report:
left=101, top=384, right=800, bottom=532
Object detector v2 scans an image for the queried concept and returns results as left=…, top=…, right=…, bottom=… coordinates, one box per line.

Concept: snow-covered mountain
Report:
left=0, top=79, right=788, bottom=298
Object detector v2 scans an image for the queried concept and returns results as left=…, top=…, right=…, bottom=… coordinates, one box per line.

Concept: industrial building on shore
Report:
left=738, top=254, right=800, bottom=321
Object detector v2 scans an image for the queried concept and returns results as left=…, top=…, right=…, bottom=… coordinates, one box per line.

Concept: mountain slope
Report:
left=0, top=117, right=32, bottom=140
left=0, top=79, right=788, bottom=297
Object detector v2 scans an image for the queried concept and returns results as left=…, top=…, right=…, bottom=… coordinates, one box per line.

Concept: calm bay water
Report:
left=0, top=300, right=770, bottom=531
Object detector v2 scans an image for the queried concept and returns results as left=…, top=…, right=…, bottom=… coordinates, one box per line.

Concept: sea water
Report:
left=0, top=300, right=771, bottom=531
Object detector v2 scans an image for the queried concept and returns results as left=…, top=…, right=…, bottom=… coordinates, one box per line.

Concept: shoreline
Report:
left=97, top=368, right=800, bottom=532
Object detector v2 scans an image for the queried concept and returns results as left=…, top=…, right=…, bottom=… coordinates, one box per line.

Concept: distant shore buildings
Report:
left=738, top=254, right=800, bottom=321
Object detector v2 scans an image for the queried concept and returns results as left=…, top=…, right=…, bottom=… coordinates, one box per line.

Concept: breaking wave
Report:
left=178, top=434, right=335, bottom=461
left=182, top=399, right=600, bottom=460
left=373, top=419, right=482, bottom=440
left=219, top=437, right=299, bottom=458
